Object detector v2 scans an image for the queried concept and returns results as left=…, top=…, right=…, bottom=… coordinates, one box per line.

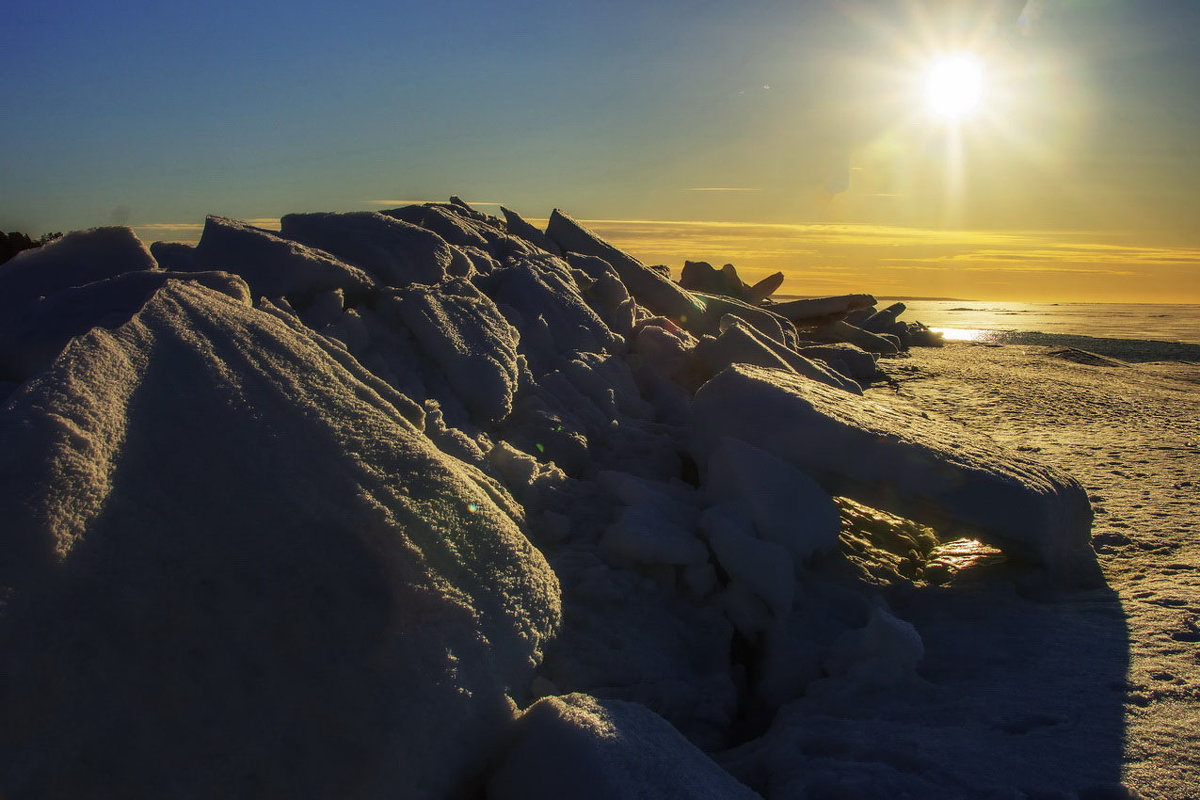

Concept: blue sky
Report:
left=3, top=1, right=1199, bottom=300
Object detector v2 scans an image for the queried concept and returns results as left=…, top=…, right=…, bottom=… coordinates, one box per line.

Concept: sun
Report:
left=923, top=53, right=984, bottom=122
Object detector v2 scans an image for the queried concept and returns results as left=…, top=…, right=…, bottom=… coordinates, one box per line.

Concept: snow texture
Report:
left=0, top=270, right=248, bottom=380
left=0, top=281, right=559, bottom=799
left=692, top=363, right=1101, bottom=585
left=0, top=226, right=157, bottom=317
left=705, top=436, right=842, bottom=562
left=278, top=211, right=451, bottom=287
left=502, top=205, right=562, bottom=255
left=795, top=342, right=881, bottom=382
left=477, top=253, right=622, bottom=376
left=381, top=204, right=516, bottom=264
left=565, top=253, right=638, bottom=338
left=695, top=314, right=861, bottom=393
left=2, top=202, right=1141, bottom=799
left=387, top=278, right=521, bottom=424
left=546, top=209, right=707, bottom=330
left=190, top=215, right=375, bottom=300
left=488, top=693, right=761, bottom=800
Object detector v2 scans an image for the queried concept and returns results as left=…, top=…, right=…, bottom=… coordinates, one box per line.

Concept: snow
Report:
left=148, top=240, right=198, bottom=270
left=0, top=270, right=249, bottom=380
left=0, top=280, right=558, bottom=798
left=488, top=693, right=761, bottom=800
left=388, top=278, right=521, bottom=424
left=477, top=252, right=622, bottom=375
left=703, top=505, right=795, bottom=618
left=538, top=548, right=739, bottom=750
left=692, top=363, right=1102, bottom=586
left=813, top=318, right=901, bottom=354
left=565, top=253, right=638, bottom=338
left=795, top=342, right=881, bottom=382
left=278, top=211, right=452, bottom=287
left=0, top=226, right=157, bottom=317
left=380, top=203, right=507, bottom=259
left=691, top=291, right=798, bottom=348
left=6, top=202, right=1188, bottom=799
left=600, top=504, right=709, bottom=567
left=820, top=606, right=925, bottom=692
left=189, top=215, right=375, bottom=300
left=547, top=208, right=706, bottom=331
left=767, top=293, right=875, bottom=323
left=704, top=436, right=842, bottom=562
left=695, top=314, right=861, bottom=393
left=501, top=205, right=562, bottom=255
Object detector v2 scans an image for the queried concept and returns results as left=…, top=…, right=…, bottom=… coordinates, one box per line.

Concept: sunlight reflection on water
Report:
left=930, top=327, right=989, bottom=342
left=923, top=538, right=1006, bottom=584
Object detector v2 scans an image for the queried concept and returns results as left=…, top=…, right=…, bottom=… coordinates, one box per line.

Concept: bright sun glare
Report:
left=924, top=53, right=984, bottom=121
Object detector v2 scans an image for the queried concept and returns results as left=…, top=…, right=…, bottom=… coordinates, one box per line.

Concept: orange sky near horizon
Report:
left=133, top=215, right=1200, bottom=305
left=589, top=219, right=1200, bottom=304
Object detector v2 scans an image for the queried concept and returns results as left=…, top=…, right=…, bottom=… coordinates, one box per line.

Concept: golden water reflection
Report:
left=930, top=327, right=989, bottom=342
left=923, top=538, right=1007, bottom=584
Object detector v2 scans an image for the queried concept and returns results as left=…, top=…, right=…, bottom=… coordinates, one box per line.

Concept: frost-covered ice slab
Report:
left=811, top=318, right=900, bottom=354
left=705, top=436, right=841, bottom=564
left=387, top=278, right=522, bottom=424
left=381, top=203, right=503, bottom=256
left=689, top=291, right=798, bottom=348
left=546, top=210, right=793, bottom=343
left=278, top=211, right=452, bottom=287
left=0, top=226, right=157, bottom=317
left=546, top=209, right=706, bottom=326
left=191, top=215, right=375, bottom=300
left=0, top=281, right=560, bottom=799
left=691, top=364, right=1100, bottom=585
left=479, top=254, right=622, bottom=376
left=795, top=342, right=881, bottom=382
left=770, top=293, right=875, bottom=323
left=695, top=315, right=861, bottom=393
left=488, top=693, right=761, bottom=800
left=502, top=205, right=562, bottom=255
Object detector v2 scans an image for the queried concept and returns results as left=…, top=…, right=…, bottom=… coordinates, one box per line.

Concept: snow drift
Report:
left=0, top=201, right=1102, bottom=798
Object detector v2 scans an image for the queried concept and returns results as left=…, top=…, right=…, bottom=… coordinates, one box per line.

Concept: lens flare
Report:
left=924, top=53, right=984, bottom=121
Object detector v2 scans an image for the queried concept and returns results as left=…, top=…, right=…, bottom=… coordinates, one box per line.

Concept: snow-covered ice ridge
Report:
left=0, top=200, right=1102, bottom=798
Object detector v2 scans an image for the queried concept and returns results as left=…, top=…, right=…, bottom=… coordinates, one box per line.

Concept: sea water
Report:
left=898, top=301, right=1199, bottom=344
left=895, top=301, right=1200, bottom=363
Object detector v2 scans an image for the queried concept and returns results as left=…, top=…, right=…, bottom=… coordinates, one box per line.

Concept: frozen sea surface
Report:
left=886, top=343, right=1200, bottom=798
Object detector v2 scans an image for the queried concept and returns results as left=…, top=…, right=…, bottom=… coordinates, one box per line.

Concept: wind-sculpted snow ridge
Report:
left=0, top=199, right=1105, bottom=799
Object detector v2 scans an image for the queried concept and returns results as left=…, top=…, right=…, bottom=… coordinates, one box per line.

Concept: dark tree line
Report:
left=0, top=230, right=62, bottom=265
